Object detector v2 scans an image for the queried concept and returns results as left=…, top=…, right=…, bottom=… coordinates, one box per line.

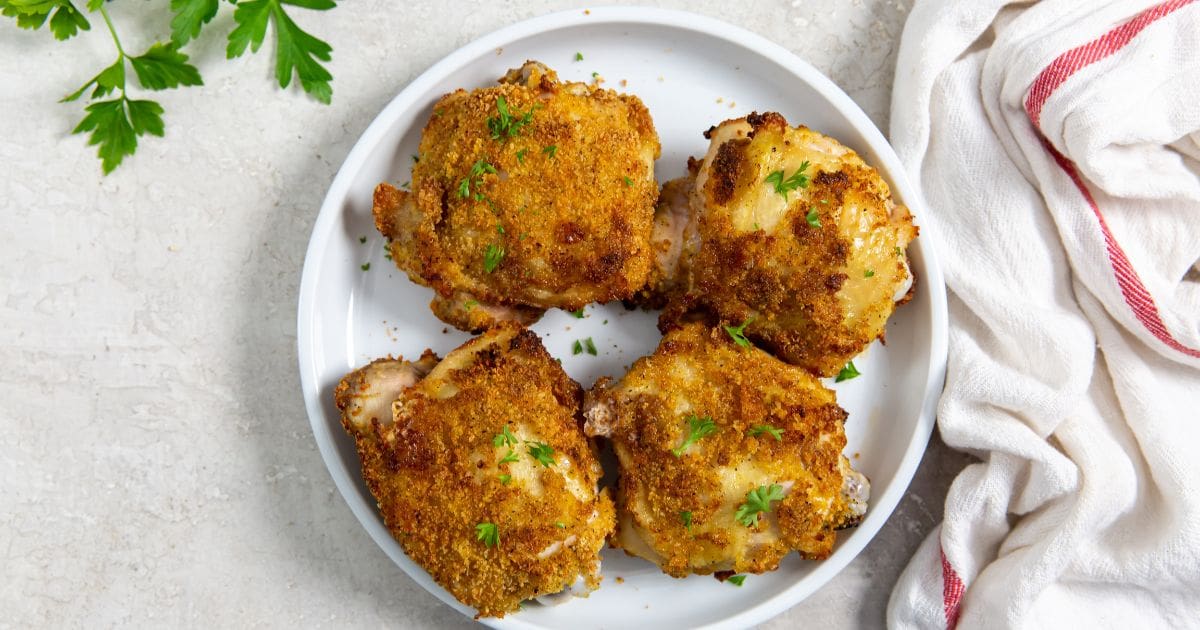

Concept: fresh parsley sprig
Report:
left=475, top=522, right=500, bottom=547
left=671, top=414, right=717, bottom=457
left=765, top=161, right=811, bottom=200
left=486, top=95, right=536, bottom=141
left=734, top=483, right=785, bottom=527
left=724, top=318, right=753, bottom=348
left=1, top=0, right=337, bottom=174
left=748, top=424, right=783, bottom=441
left=527, top=442, right=556, bottom=467
left=835, top=361, right=861, bottom=382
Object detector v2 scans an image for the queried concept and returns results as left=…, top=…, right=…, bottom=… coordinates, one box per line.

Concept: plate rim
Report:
left=297, top=6, right=948, bottom=628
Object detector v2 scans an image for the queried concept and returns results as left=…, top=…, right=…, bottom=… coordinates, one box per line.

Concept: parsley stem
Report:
left=98, top=7, right=127, bottom=60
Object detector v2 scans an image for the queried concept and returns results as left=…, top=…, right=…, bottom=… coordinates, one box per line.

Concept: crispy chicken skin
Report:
left=335, top=324, right=615, bottom=618
left=374, top=61, right=661, bottom=332
left=644, top=112, right=918, bottom=376
left=583, top=322, right=869, bottom=577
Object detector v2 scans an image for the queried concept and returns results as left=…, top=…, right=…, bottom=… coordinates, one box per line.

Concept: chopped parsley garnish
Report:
left=486, top=95, right=535, bottom=141
left=806, top=207, right=821, bottom=228
left=542, top=144, right=557, bottom=158
left=572, top=340, right=583, bottom=355
left=727, top=575, right=747, bottom=587
left=864, top=269, right=875, bottom=278
left=411, top=154, right=419, bottom=163
left=499, top=449, right=519, bottom=464
left=493, top=425, right=518, bottom=448
left=748, top=424, right=784, bottom=441
left=498, top=474, right=512, bottom=485
left=457, top=159, right=496, bottom=199
left=475, top=522, right=500, bottom=547
left=764, top=161, right=810, bottom=199
left=679, top=510, right=693, bottom=530
left=358, top=236, right=366, bottom=243
left=723, top=318, right=753, bottom=348
left=574, top=52, right=583, bottom=61
left=734, top=484, right=785, bottom=527
left=591, top=71, right=599, bottom=79
left=463, top=299, right=478, bottom=311
left=623, top=176, right=633, bottom=187
left=360, top=262, right=370, bottom=271
left=516, top=148, right=527, bottom=164
left=895, top=246, right=903, bottom=256
left=527, top=442, right=556, bottom=467
left=496, top=223, right=505, bottom=234
left=835, top=361, right=861, bottom=382
left=483, top=243, right=505, bottom=273
left=583, top=337, right=597, bottom=356
left=555, top=521, right=566, bottom=528
left=570, top=308, right=585, bottom=318
left=671, top=414, right=717, bottom=457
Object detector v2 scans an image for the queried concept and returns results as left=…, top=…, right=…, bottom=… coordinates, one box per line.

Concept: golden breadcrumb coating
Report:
left=583, top=322, right=868, bottom=578
left=374, top=61, right=660, bottom=332
left=646, top=112, right=918, bottom=376
left=336, top=324, right=615, bottom=618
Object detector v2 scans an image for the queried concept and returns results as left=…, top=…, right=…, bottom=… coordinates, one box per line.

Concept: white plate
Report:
left=297, top=7, right=947, bottom=629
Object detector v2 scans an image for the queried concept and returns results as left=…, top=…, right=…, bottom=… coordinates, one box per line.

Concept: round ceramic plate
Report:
left=298, top=7, right=947, bottom=629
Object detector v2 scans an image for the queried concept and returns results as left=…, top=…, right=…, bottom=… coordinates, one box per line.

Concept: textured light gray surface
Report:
left=0, top=1, right=973, bottom=627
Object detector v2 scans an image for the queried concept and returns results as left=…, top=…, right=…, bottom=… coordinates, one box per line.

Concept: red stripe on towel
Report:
left=941, top=546, right=964, bottom=629
left=1024, top=0, right=1200, bottom=359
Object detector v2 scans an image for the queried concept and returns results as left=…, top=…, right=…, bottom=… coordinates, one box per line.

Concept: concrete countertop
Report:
left=0, top=1, right=972, bottom=627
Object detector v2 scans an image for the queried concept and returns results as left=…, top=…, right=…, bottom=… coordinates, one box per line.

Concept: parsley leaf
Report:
left=835, top=361, right=861, bottom=382
left=515, top=148, right=527, bottom=164
left=734, top=484, right=785, bottom=527
left=542, top=144, right=557, bottom=158
left=227, top=0, right=335, bottom=103
left=458, top=159, right=496, bottom=199
left=748, top=424, right=784, bottom=441
left=723, top=318, right=753, bottom=348
left=864, top=269, right=875, bottom=278
left=727, top=575, right=747, bottom=587
left=572, top=340, right=583, bottom=355
left=169, top=0, right=219, bottom=47
left=499, top=449, right=518, bottom=464
left=73, top=97, right=163, bottom=174
left=583, top=337, right=597, bottom=356
left=569, top=308, right=585, bottom=318
left=623, top=176, right=633, bottom=187
left=679, top=510, right=692, bottom=530
left=497, top=473, right=512, bottom=485
left=527, top=442, right=556, bottom=467
left=475, top=522, right=499, bottom=547
left=574, top=51, right=583, bottom=61
left=4, top=1, right=91, bottom=40
left=483, top=243, right=505, bottom=273
left=764, top=161, right=810, bottom=199
left=486, top=95, right=535, bottom=141
left=492, top=425, right=517, bottom=448
left=130, top=43, right=203, bottom=91
left=671, top=414, right=717, bottom=457
left=806, top=207, right=821, bottom=228
left=360, top=262, right=369, bottom=271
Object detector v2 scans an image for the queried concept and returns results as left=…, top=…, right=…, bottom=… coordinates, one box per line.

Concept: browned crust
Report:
left=336, top=324, right=614, bottom=617
left=651, top=112, right=919, bottom=376
left=592, top=323, right=860, bottom=576
left=372, top=62, right=662, bottom=330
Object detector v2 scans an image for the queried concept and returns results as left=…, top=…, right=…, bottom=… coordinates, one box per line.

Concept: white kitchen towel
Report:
left=885, top=0, right=1200, bottom=628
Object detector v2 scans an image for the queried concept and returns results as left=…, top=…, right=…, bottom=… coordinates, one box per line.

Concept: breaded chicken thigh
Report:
left=374, top=61, right=660, bottom=332
left=336, top=324, right=615, bottom=618
left=643, top=112, right=918, bottom=376
left=583, top=322, right=868, bottom=578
